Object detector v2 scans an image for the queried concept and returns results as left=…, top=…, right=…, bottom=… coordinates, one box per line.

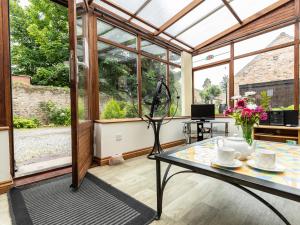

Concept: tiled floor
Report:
left=1, top=155, right=300, bottom=225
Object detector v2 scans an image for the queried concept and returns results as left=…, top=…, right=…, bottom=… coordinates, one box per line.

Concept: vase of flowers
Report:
left=224, top=92, right=268, bottom=147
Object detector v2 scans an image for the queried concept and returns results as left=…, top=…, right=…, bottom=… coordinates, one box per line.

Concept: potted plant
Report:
left=224, top=92, right=268, bottom=146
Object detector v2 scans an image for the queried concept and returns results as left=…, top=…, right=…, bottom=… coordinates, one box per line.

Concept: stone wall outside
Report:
left=12, top=82, right=70, bottom=122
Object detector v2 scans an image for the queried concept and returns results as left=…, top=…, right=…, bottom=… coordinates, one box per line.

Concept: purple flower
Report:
left=224, top=107, right=233, bottom=116
left=255, top=106, right=263, bottom=113
left=236, top=99, right=246, bottom=108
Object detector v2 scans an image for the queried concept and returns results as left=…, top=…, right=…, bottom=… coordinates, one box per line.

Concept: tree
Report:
left=10, top=0, right=69, bottom=87
left=220, top=74, right=229, bottom=105
left=199, top=78, right=221, bottom=104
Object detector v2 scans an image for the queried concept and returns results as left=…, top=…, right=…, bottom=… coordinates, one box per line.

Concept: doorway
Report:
left=10, top=0, right=71, bottom=177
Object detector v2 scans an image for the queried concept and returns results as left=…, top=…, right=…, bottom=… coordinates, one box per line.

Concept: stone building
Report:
left=234, top=32, right=294, bottom=108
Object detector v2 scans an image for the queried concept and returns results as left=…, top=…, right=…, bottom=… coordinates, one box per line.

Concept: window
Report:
left=169, top=51, right=181, bottom=65
left=141, top=57, right=167, bottom=116
left=97, top=20, right=137, bottom=49
left=141, top=40, right=167, bottom=59
left=193, top=45, right=230, bottom=67
left=235, top=25, right=294, bottom=56
left=98, top=42, right=138, bottom=119
left=194, top=64, right=229, bottom=114
left=170, top=66, right=182, bottom=116
left=234, top=46, right=294, bottom=110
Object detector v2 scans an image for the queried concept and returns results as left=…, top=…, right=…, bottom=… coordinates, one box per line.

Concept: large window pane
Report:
left=169, top=51, right=181, bottom=65
left=97, top=20, right=137, bottom=49
left=235, top=25, right=294, bottom=56
left=170, top=66, right=182, bottom=116
left=98, top=42, right=138, bottom=119
left=141, top=57, right=167, bottom=116
left=141, top=40, right=167, bottom=59
left=234, top=46, right=294, bottom=110
left=193, top=45, right=230, bottom=67
left=194, top=64, right=229, bottom=114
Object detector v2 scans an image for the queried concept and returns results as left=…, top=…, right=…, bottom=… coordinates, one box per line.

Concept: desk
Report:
left=183, top=120, right=229, bottom=144
left=155, top=138, right=300, bottom=224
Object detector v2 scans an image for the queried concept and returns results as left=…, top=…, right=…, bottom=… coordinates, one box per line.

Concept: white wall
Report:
left=94, top=118, right=189, bottom=158
left=0, top=130, right=11, bottom=182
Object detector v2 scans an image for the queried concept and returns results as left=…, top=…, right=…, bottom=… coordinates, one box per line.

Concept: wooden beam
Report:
left=154, top=0, right=205, bottom=36
left=92, top=3, right=193, bottom=52
left=137, top=35, right=143, bottom=116
left=194, top=0, right=292, bottom=51
left=294, top=23, right=299, bottom=110
left=96, top=0, right=193, bottom=50
left=222, top=0, right=242, bottom=24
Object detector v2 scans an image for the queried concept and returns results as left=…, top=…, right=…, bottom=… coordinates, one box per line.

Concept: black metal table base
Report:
left=155, top=161, right=291, bottom=225
left=147, top=119, right=163, bottom=160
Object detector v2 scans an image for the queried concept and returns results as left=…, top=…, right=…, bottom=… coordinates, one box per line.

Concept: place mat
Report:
left=170, top=140, right=300, bottom=190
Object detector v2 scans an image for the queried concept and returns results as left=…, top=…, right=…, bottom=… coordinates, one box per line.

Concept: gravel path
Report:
left=14, top=127, right=71, bottom=166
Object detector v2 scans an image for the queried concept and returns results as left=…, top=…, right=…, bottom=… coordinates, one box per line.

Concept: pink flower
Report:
left=260, top=112, right=268, bottom=121
left=236, top=99, right=246, bottom=108
left=241, top=108, right=253, bottom=118
left=223, top=107, right=233, bottom=116
left=255, top=106, right=264, bottom=113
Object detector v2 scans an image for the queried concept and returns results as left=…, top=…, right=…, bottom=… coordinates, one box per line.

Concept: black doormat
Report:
left=8, top=173, right=156, bottom=225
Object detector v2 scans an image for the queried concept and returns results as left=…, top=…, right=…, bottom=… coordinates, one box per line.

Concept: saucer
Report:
left=211, top=159, right=243, bottom=169
left=247, top=160, right=285, bottom=173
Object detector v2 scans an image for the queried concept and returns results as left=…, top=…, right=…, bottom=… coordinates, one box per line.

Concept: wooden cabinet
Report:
left=254, top=125, right=300, bottom=143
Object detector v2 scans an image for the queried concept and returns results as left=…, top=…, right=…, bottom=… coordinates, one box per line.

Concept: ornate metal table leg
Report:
left=228, top=182, right=291, bottom=225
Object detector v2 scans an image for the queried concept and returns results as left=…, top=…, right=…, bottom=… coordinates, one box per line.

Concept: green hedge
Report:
left=13, top=116, right=40, bottom=128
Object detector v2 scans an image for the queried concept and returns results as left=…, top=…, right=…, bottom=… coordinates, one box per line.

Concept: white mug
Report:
left=252, top=149, right=276, bottom=169
left=217, top=147, right=241, bottom=165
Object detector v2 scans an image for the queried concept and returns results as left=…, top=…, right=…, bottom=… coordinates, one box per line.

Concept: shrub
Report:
left=40, top=101, right=71, bottom=126
left=13, top=116, right=40, bottom=129
left=101, top=99, right=126, bottom=119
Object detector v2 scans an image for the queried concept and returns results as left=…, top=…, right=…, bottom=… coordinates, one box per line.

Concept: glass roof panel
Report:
left=229, top=0, right=278, bottom=20
left=106, top=0, right=147, bottom=14
left=138, top=0, right=194, bottom=27
left=165, top=0, right=223, bottom=36
left=97, top=20, right=137, bottom=49
left=177, top=5, right=237, bottom=47
left=94, top=0, right=131, bottom=19
left=170, top=39, right=192, bottom=51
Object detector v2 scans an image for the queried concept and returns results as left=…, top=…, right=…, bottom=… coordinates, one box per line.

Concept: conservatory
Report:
left=1, top=0, right=300, bottom=225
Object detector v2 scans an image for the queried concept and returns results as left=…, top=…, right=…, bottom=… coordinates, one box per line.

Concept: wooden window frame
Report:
left=192, top=22, right=300, bottom=113
left=96, top=18, right=183, bottom=121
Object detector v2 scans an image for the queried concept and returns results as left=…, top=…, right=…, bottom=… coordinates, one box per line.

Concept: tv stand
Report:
left=254, top=125, right=300, bottom=143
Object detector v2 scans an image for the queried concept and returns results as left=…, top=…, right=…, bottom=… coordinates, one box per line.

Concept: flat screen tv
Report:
left=191, top=104, right=215, bottom=121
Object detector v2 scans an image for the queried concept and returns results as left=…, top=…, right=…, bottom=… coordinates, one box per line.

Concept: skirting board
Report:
left=0, top=179, right=13, bottom=194
left=94, top=139, right=185, bottom=166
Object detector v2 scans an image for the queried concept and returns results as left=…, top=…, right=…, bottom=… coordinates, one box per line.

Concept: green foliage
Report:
left=260, top=91, right=271, bottom=111
left=32, top=63, right=69, bottom=87
left=199, top=79, right=222, bottom=104
left=40, top=101, right=71, bottom=126
left=10, top=0, right=69, bottom=87
left=101, top=99, right=126, bottom=119
left=13, top=116, right=40, bottom=128
left=101, top=99, right=137, bottom=119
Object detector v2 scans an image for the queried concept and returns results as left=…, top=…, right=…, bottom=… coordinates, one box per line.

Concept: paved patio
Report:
left=14, top=127, right=71, bottom=176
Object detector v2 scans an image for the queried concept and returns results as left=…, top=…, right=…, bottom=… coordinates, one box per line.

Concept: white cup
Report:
left=252, top=149, right=276, bottom=169
left=217, top=147, right=241, bottom=165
